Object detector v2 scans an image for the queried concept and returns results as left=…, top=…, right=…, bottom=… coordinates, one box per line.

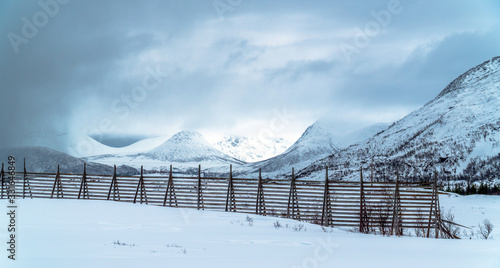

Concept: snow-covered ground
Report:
left=1, top=195, right=499, bottom=268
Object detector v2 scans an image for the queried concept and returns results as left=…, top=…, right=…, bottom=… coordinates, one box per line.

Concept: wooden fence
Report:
left=0, top=162, right=459, bottom=238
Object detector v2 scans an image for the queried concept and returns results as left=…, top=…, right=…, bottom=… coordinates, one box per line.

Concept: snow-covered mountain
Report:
left=86, top=131, right=245, bottom=173
left=249, top=121, right=340, bottom=174
left=145, top=131, right=244, bottom=164
left=214, top=136, right=292, bottom=162
left=0, top=146, right=138, bottom=175
left=298, top=56, right=500, bottom=181
left=82, top=134, right=291, bottom=163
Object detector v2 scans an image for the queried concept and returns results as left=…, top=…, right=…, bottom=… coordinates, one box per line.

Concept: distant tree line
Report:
left=445, top=181, right=500, bottom=195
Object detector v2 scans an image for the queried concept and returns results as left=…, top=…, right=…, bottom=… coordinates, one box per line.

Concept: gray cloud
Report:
left=333, top=30, right=500, bottom=108
left=266, top=60, right=336, bottom=81
left=1, top=0, right=499, bottom=155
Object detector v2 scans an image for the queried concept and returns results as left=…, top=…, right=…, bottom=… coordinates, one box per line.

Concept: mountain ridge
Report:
left=247, top=121, right=340, bottom=174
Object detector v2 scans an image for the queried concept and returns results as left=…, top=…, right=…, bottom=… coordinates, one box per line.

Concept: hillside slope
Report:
left=249, top=121, right=339, bottom=174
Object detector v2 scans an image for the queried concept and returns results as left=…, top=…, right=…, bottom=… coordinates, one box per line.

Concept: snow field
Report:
left=0, top=195, right=499, bottom=268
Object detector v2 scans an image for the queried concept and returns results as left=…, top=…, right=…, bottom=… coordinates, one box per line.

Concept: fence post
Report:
left=0, top=163, right=4, bottom=199
left=256, top=169, right=266, bottom=215
left=24, top=160, right=32, bottom=199
left=23, top=159, right=26, bottom=198
left=107, top=165, right=120, bottom=201
left=391, top=171, right=401, bottom=236
left=287, top=167, right=293, bottom=218
left=51, top=165, right=63, bottom=198
left=197, top=165, right=203, bottom=210
left=163, top=165, right=177, bottom=207
left=426, top=171, right=439, bottom=238
left=78, top=163, right=89, bottom=199
left=225, top=165, right=235, bottom=212
left=23, top=159, right=33, bottom=199
left=133, top=166, right=148, bottom=204
left=359, top=167, right=367, bottom=233
left=321, top=167, right=331, bottom=226
left=287, top=168, right=299, bottom=220
left=133, top=167, right=141, bottom=203
left=433, top=173, right=441, bottom=238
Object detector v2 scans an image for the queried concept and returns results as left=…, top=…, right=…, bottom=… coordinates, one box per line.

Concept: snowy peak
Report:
left=163, top=131, right=207, bottom=145
left=299, top=120, right=390, bottom=149
left=253, top=121, right=340, bottom=173
left=437, top=56, right=500, bottom=99
left=301, top=121, right=330, bottom=139
left=214, top=136, right=292, bottom=162
left=285, top=121, right=339, bottom=153
left=147, top=131, right=244, bottom=164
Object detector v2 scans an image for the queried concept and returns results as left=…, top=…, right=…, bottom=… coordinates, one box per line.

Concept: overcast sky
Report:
left=1, top=0, right=500, bottom=155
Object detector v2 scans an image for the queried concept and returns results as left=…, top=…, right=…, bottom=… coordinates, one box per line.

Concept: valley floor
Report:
left=1, top=195, right=499, bottom=268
